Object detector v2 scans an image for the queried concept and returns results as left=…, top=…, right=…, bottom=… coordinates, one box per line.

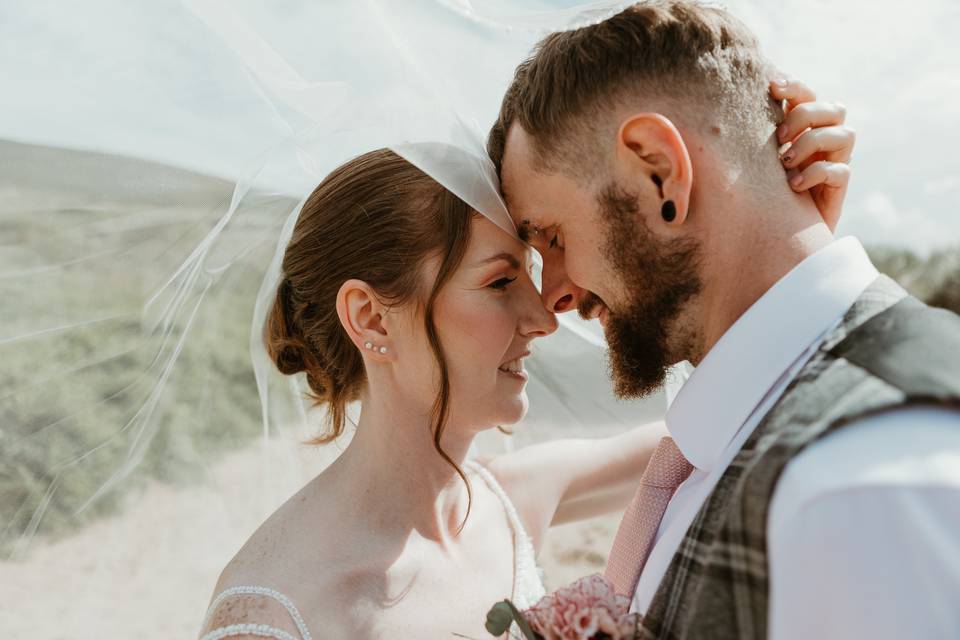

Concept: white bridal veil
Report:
left=0, top=1, right=678, bottom=636
left=4, top=0, right=958, bottom=635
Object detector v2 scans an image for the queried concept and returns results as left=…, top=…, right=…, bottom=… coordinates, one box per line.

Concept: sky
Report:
left=1, top=0, right=957, bottom=252
left=725, top=0, right=960, bottom=251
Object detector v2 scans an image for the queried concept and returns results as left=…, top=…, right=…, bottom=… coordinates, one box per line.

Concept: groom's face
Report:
left=500, top=124, right=702, bottom=398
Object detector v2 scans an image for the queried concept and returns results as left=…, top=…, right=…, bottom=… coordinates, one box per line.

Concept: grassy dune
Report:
left=0, top=141, right=284, bottom=555
left=868, top=245, right=960, bottom=314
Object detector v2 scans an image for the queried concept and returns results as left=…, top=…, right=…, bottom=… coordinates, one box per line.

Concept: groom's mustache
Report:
left=578, top=292, right=605, bottom=322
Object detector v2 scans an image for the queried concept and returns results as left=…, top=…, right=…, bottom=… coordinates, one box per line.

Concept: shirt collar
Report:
left=666, top=237, right=879, bottom=471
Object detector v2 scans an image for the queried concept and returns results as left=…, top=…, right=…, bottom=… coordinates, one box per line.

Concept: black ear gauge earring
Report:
left=661, top=200, right=677, bottom=223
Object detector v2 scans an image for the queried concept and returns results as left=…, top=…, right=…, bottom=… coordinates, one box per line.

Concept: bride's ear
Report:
left=615, top=113, right=693, bottom=227
left=336, top=279, right=394, bottom=360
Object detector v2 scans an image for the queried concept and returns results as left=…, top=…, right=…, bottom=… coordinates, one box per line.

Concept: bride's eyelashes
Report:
left=489, top=276, right=519, bottom=291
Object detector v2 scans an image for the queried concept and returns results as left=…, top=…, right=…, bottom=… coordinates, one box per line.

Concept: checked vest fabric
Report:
left=636, top=275, right=960, bottom=640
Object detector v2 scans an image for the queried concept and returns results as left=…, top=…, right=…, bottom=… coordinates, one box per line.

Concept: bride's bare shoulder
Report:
left=205, top=478, right=363, bottom=631
left=217, top=479, right=348, bottom=585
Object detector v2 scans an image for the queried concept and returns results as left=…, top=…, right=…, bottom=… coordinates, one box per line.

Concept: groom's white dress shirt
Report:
left=630, top=237, right=960, bottom=638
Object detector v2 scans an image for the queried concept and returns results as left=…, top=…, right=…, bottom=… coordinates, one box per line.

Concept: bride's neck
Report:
left=328, top=387, right=477, bottom=547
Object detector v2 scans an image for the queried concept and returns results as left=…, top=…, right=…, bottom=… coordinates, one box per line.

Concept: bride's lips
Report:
left=498, top=368, right=529, bottom=382
left=498, top=350, right=530, bottom=382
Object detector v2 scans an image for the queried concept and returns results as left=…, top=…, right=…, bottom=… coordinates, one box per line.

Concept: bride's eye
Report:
left=489, top=276, right=518, bottom=291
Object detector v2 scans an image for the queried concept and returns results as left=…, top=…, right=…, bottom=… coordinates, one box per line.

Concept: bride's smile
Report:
left=497, top=351, right=530, bottom=381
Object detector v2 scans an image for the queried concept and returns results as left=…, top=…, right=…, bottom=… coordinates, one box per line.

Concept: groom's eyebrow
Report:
left=501, top=188, right=531, bottom=241
left=517, top=223, right=531, bottom=243
left=516, top=216, right=539, bottom=244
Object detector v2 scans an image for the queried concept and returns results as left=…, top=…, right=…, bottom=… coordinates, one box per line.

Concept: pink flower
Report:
left=521, top=574, right=638, bottom=640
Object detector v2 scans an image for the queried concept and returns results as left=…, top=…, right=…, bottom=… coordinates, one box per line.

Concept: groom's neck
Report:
left=692, top=192, right=834, bottom=364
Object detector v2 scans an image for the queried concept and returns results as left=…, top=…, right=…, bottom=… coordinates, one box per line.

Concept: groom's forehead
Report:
left=500, top=124, right=538, bottom=194
left=499, top=124, right=580, bottom=243
left=499, top=173, right=532, bottom=232
left=500, top=132, right=543, bottom=221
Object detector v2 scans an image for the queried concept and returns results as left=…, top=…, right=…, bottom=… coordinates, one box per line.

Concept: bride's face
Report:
left=392, top=215, right=558, bottom=431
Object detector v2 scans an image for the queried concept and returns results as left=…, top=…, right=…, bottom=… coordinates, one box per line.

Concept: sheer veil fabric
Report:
left=0, top=1, right=681, bottom=637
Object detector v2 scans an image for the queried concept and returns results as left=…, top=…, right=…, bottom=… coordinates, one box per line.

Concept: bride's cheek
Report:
left=439, top=296, right=496, bottom=362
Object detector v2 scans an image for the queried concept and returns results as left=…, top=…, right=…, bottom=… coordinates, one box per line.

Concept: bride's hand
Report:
left=770, top=78, right=854, bottom=233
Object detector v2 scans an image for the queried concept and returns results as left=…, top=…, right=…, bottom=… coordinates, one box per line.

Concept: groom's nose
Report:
left=541, top=252, right=585, bottom=314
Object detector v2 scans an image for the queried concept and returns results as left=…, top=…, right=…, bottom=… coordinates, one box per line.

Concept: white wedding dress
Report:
left=198, top=459, right=546, bottom=639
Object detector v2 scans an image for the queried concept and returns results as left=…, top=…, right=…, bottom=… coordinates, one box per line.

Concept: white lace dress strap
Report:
left=464, top=459, right=546, bottom=609
left=199, top=585, right=313, bottom=640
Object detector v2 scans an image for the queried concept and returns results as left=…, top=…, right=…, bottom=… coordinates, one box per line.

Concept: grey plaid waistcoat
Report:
left=637, top=275, right=960, bottom=639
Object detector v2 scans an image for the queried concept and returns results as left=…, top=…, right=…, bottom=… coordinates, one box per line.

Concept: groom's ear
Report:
left=615, top=113, right=693, bottom=227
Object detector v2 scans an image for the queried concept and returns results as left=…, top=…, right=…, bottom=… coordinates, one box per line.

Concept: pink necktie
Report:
left=604, top=436, right=694, bottom=597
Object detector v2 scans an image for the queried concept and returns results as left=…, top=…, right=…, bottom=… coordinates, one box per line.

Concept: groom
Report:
left=489, top=1, right=960, bottom=638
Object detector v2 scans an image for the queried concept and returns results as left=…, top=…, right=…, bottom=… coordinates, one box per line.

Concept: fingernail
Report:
left=773, top=78, right=788, bottom=87
left=782, top=152, right=794, bottom=165
left=790, top=174, right=803, bottom=187
left=777, top=124, right=788, bottom=141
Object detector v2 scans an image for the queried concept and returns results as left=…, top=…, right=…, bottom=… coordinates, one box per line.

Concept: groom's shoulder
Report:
left=765, top=295, right=960, bottom=540
left=770, top=404, right=960, bottom=534
left=827, top=294, right=960, bottom=398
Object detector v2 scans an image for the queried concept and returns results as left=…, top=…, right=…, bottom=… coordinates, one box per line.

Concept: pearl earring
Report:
left=362, top=341, right=388, bottom=355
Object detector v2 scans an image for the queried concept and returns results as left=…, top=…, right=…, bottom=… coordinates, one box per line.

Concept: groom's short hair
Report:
left=489, top=0, right=782, bottom=183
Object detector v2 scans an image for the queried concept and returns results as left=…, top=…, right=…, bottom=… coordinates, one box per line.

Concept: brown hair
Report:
left=264, top=148, right=475, bottom=518
left=488, top=0, right=781, bottom=181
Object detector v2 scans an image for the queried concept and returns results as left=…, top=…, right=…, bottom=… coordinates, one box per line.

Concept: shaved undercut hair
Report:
left=489, top=0, right=784, bottom=185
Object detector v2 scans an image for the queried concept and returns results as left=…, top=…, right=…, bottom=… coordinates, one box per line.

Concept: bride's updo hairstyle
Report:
left=264, top=148, right=473, bottom=478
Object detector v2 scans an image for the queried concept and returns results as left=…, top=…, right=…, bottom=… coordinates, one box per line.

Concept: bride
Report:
left=199, top=80, right=854, bottom=639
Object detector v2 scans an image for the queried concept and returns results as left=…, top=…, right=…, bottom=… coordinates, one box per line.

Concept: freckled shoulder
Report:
left=206, top=530, right=362, bottom=637
left=204, top=484, right=361, bottom=635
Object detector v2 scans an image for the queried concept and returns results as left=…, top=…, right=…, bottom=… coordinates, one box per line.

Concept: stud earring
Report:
left=363, top=341, right=373, bottom=350
left=378, top=346, right=388, bottom=354
left=661, top=200, right=677, bottom=223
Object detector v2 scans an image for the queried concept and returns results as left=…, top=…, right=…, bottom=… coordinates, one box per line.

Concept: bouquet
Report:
left=485, top=574, right=640, bottom=640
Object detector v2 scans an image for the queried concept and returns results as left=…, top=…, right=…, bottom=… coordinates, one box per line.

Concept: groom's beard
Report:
left=586, top=183, right=703, bottom=399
